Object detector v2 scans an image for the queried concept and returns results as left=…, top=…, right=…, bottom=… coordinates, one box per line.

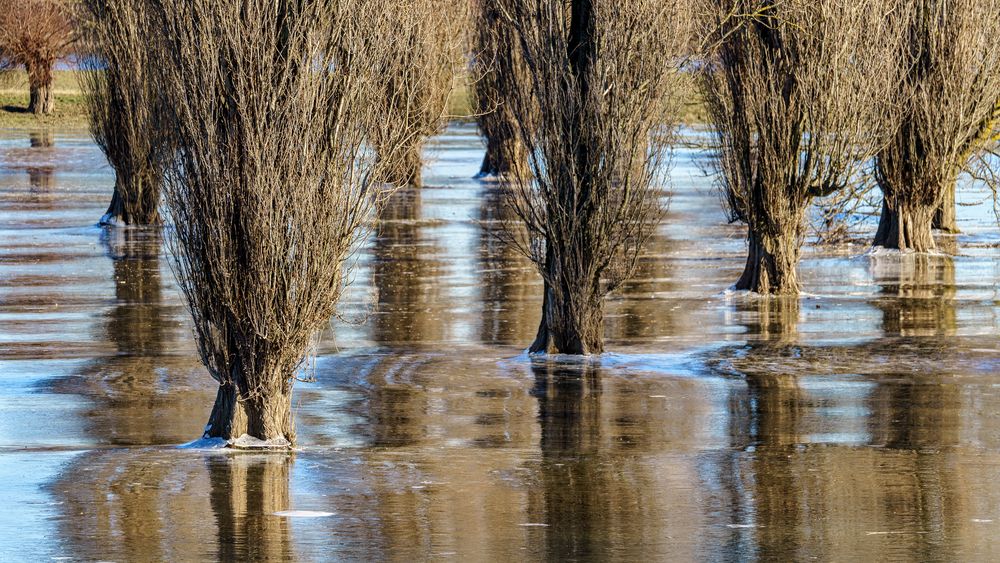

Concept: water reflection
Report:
left=3, top=126, right=1000, bottom=560
left=372, top=187, right=447, bottom=345
left=46, top=228, right=207, bottom=445
left=29, top=131, right=53, bottom=148
left=873, top=253, right=957, bottom=337
left=531, top=361, right=611, bottom=559
left=52, top=449, right=215, bottom=561
left=208, top=453, right=294, bottom=561
left=607, top=229, right=681, bottom=342
left=51, top=449, right=297, bottom=561
left=26, top=166, right=54, bottom=198
left=477, top=184, right=537, bottom=346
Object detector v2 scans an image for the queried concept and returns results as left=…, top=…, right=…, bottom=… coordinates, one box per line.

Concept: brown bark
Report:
left=873, top=199, right=936, bottom=252
left=932, top=182, right=958, bottom=233
left=530, top=275, right=604, bottom=355
left=477, top=132, right=527, bottom=179
left=101, top=174, right=161, bottom=226
left=736, top=230, right=800, bottom=294
left=383, top=143, right=423, bottom=188
left=28, top=81, right=55, bottom=115
left=205, top=379, right=295, bottom=447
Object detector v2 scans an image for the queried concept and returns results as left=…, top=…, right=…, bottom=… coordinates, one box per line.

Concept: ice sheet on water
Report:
left=230, top=434, right=292, bottom=450
left=273, top=510, right=335, bottom=518
left=177, top=437, right=229, bottom=449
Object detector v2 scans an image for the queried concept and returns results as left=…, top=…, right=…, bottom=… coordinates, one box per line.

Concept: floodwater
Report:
left=2, top=125, right=1000, bottom=561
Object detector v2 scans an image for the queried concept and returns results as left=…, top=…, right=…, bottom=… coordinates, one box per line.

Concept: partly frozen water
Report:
left=2, top=125, right=1000, bottom=560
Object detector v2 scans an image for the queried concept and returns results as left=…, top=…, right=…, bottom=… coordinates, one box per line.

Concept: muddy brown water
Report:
left=2, top=125, right=1000, bottom=561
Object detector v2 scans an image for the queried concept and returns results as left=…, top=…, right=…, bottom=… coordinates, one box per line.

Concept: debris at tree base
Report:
left=228, top=434, right=292, bottom=450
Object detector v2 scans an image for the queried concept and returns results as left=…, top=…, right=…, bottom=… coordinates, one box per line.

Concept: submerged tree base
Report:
left=475, top=137, right=528, bottom=180
left=873, top=200, right=936, bottom=252
left=529, top=282, right=605, bottom=355
left=735, top=232, right=800, bottom=295
left=100, top=180, right=161, bottom=227
left=204, top=383, right=296, bottom=449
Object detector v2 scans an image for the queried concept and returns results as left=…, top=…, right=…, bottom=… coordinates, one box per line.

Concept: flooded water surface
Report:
left=2, top=126, right=1000, bottom=561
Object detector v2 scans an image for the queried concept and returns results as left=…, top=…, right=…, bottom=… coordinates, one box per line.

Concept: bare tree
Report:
left=470, top=0, right=532, bottom=179
left=701, top=0, right=908, bottom=294
left=0, top=0, right=75, bottom=115
left=873, top=0, right=1000, bottom=250
left=147, top=0, right=405, bottom=447
left=80, top=0, right=165, bottom=226
left=370, top=0, right=464, bottom=188
left=497, top=0, right=691, bottom=354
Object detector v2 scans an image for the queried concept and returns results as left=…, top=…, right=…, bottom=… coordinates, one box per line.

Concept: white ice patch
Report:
left=273, top=510, right=335, bottom=518
left=178, top=437, right=229, bottom=449
left=230, top=434, right=292, bottom=450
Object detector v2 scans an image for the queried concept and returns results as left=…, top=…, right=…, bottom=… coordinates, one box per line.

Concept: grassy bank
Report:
left=0, top=70, right=90, bottom=129
left=0, top=69, right=706, bottom=130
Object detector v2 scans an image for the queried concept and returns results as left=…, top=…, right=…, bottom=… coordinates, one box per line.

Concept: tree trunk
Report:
left=384, top=143, right=424, bottom=188
left=530, top=255, right=604, bottom=355
left=476, top=133, right=526, bottom=179
left=100, top=174, right=162, bottom=226
left=28, top=82, right=55, bottom=115
left=873, top=199, right=936, bottom=252
left=204, top=380, right=295, bottom=448
left=932, top=182, right=958, bottom=233
left=736, top=230, right=800, bottom=295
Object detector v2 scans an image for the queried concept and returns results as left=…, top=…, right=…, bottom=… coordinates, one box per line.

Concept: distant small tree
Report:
left=701, top=0, right=907, bottom=294
left=370, top=0, right=464, bottom=188
left=80, top=0, right=165, bottom=226
left=873, top=0, right=1000, bottom=250
left=0, top=0, right=75, bottom=115
left=470, top=0, right=532, bottom=179
left=147, top=0, right=409, bottom=446
left=497, top=0, right=691, bottom=354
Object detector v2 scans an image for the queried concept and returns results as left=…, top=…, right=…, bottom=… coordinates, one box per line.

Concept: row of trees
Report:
left=39, top=0, right=1000, bottom=445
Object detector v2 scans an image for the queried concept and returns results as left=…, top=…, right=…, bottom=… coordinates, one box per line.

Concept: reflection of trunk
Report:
left=29, top=131, right=53, bottom=147
left=874, top=253, right=956, bottom=337
left=101, top=172, right=162, bottom=226
left=873, top=199, right=936, bottom=252
left=205, top=378, right=295, bottom=446
left=532, top=361, right=604, bottom=558
left=530, top=253, right=604, bottom=355
left=27, top=167, right=55, bottom=193
left=736, top=229, right=800, bottom=294
left=932, top=182, right=958, bottom=233
left=209, top=454, right=293, bottom=561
